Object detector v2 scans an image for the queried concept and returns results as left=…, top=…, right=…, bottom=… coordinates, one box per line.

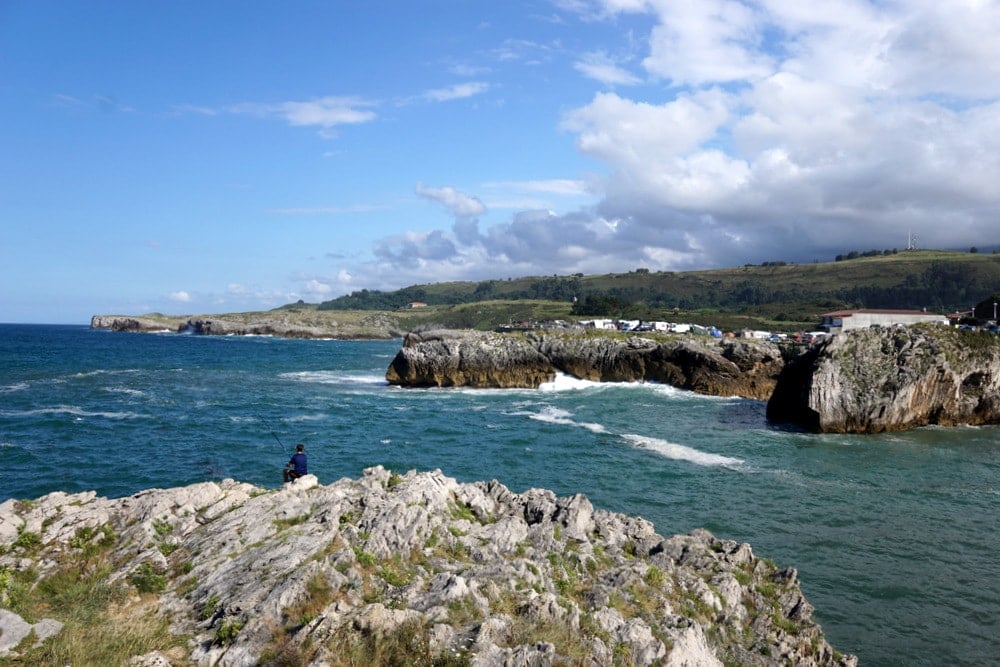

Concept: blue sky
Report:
left=3, top=1, right=999, bottom=324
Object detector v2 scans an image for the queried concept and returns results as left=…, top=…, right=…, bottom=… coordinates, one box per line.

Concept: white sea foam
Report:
left=528, top=406, right=606, bottom=433
left=622, top=433, right=743, bottom=468
left=285, top=413, right=329, bottom=423
left=104, top=386, right=144, bottom=397
left=281, top=371, right=388, bottom=387
left=1, top=405, right=144, bottom=420
left=1, top=382, right=29, bottom=394
left=538, top=373, right=604, bottom=392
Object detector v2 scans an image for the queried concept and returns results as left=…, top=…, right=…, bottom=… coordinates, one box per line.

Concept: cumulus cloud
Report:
left=326, top=0, right=1000, bottom=295
left=544, top=0, right=1000, bottom=268
left=168, top=290, right=191, bottom=303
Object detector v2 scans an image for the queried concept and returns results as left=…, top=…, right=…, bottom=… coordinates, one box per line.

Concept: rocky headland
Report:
left=90, top=313, right=405, bottom=340
left=0, top=468, right=854, bottom=666
left=385, top=329, right=788, bottom=401
left=767, top=325, right=1000, bottom=433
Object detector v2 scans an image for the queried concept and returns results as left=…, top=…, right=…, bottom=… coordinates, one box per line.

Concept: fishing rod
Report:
left=258, top=413, right=287, bottom=453
left=269, top=430, right=285, bottom=451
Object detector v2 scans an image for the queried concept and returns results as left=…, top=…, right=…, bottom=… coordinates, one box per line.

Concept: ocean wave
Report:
left=538, top=374, right=605, bottom=392
left=0, top=405, right=145, bottom=420
left=281, top=371, right=388, bottom=387
left=1, top=382, right=29, bottom=394
left=283, top=413, right=330, bottom=423
left=103, top=386, right=145, bottom=397
left=525, top=406, right=606, bottom=434
left=622, top=433, right=744, bottom=468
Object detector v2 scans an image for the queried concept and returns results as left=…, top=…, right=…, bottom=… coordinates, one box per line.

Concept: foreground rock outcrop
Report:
left=767, top=325, right=1000, bottom=433
left=386, top=329, right=787, bottom=400
left=0, top=468, right=854, bottom=666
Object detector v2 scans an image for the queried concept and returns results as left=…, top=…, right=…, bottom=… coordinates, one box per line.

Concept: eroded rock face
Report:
left=0, top=468, right=855, bottom=666
left=386, top=330, right=786, bottom=399
left=767, top=326, right=1000, bottom=433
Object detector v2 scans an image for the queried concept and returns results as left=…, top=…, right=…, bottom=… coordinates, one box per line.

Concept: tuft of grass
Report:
left=214, top=618, right=245, bottom=645
left=152, top=517, right=173, bottom=538
left=353, top=547, right=378, bottom=568
left=129, top=562, right=167, bottom=594
left=448, top=500, right=476, bottom=523
left=325, top=617, right=470, bottom=667
left=12, top=528, right=41, bottom=553
left=274, top=514, right=311, bottom=530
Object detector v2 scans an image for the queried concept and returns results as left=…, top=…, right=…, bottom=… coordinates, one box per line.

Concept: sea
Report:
left=1, top=323, right=998, bottom=666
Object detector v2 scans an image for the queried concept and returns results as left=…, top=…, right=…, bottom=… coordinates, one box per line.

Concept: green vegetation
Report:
left=129, top=562, right=168, bottom=594
left=310, top=249, right=1000, bottom=330
left=0, top=558, right=185, bottom=666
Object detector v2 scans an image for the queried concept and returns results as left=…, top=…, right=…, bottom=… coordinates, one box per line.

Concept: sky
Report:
left=3, top=1, right=999, bottom=324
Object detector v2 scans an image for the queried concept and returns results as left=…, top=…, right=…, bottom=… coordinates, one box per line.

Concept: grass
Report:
left=0, top=558, right=186, bottom=666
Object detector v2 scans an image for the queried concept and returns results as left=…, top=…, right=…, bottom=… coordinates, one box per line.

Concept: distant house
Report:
left=405, top=301, right=428, bottom=309
left=820, top=309, right=948, bottom=333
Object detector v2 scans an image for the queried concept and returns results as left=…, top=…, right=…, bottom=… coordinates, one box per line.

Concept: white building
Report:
left=820, top=309, right=948, bottom=334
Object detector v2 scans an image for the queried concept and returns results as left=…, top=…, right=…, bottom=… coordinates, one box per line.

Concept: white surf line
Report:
left=622, top=433, right=744, bottom=468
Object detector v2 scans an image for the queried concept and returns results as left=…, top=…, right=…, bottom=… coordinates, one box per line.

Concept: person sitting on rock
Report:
left=283, top=444, right=307, bottom=482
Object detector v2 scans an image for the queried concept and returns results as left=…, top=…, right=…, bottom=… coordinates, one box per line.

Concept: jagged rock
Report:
left=767, top=326, right=1000, bottom=432
left=386, top=329, right=786, bottom=399
left=0, top=468, right=855, bottom=666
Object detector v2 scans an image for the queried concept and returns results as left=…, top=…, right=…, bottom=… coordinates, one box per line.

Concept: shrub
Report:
left=129, top=562, right=167, bottom=594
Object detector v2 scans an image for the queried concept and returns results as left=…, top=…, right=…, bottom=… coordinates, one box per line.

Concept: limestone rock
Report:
left=386, top=329, right=785, bottom=399
left=767, top=326, right=1000, bottom=432
left=0, top=468, right=855, bottom=666
left=0, top=609, right=63, bottom=656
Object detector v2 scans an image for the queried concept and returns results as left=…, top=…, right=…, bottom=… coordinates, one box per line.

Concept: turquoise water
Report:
left=2, top=324, right=998, bottom=665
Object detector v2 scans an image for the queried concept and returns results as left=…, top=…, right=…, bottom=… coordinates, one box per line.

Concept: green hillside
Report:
left=307, top=249, right=1000, bottom=331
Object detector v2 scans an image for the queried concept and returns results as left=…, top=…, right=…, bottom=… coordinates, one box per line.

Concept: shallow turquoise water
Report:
left=2, top=324, right=998, bottom=665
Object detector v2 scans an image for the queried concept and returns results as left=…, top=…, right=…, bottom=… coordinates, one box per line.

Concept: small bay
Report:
left=1, top=323, right=997, bottom=666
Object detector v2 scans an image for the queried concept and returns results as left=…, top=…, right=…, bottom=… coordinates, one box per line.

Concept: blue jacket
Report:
left=289, top=452, right=308, bottom=475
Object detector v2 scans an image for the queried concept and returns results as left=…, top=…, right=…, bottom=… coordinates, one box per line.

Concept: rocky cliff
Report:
left=0, top=468, right=853, bottom=666
left=766, top=325, right=1000, bottom=433
left=385, top=329, right=787, bottom=400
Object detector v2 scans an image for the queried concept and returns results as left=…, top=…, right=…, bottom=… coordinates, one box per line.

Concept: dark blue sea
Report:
left=2, top=324, right=998, bottom=665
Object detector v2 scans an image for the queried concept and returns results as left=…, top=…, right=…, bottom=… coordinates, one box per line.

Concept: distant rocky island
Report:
left=0, top=468, right=855, bottom=666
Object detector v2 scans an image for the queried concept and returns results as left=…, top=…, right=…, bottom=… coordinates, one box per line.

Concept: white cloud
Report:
left=276, top=96, right=376, bottom=127
left=574, top=51, right=641, bottom=85
left=325, top=0, right=1000, bottom=298
left=415, top=183, right=487, bottom=219
left=168, top=291, right=191, bottom=303
left=422, top=82, right=491, bottom=102
left=217, top=96, right=376, bottom=135
left=640, top=0, right=775, bottom=85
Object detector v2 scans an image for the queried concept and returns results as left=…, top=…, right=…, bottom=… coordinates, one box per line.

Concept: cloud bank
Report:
left=313, top=0, right=1000, bottom=298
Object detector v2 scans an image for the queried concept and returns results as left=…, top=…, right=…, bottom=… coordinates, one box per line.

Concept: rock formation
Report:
left=91, top=314, right=405, bottom=340
left=0, top=468, right=854, bottom=666
left=386, top=329, right=787, bottom=400
left=766, top=325, right=1000, bottom=433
